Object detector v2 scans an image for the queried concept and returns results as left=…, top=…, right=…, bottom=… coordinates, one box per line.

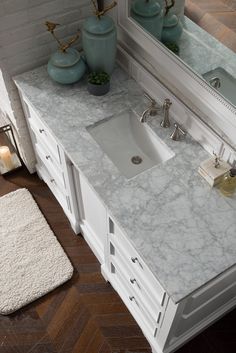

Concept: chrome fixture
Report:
left=131, top=155, right=143, bottom=165
left=140, top=93, right=161, bottom=123
left=209, top=77, right=221, bottom=89
left=160, top=98, right=172, bottom=128
left=170, top=123, right=186, bottom=141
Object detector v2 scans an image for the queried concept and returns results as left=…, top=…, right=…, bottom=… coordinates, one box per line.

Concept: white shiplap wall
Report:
left=0, top=0, right=92, bottom=171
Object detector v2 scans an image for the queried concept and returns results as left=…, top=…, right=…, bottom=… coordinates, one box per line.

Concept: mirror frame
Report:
left=117, top=0, right=236, bottom=147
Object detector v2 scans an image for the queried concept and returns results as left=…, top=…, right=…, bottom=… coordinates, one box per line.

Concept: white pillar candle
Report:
left=0, top=146, right=14, bottom=171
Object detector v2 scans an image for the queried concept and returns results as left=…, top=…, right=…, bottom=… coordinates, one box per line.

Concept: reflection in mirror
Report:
left=129, top=0, right=236, bottom=107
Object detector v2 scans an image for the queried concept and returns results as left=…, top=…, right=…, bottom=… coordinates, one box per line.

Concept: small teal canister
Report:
left=130, top=0, right=164, bottom=40
left=161, top=13, right=183, bottom=44
left=82, top=15, right=117, bottom=75
left=47, top=48, right=86, bottom=85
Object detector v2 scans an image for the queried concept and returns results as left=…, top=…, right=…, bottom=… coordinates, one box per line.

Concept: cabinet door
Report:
left=73, top=167, right=107, bottom=264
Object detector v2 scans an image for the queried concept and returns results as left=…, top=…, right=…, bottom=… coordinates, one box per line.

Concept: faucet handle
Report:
left=170, top=123, right=186, bottom=141
left=144, top=92, right=156, bottom=106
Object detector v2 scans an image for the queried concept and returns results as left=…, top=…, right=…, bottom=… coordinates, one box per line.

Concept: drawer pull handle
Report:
left=130, top=278, right=141, bottom=289
left=129, top=296, right=139, bottom=307
left=46, top=155, right=51, bottom=160
left=131, top=257, right=143, bottom=269
left=130, top=278, right=136, bottom=284
left=39, top=129, right=45, bottom=133
left=50, top=179, right=55, bottom=183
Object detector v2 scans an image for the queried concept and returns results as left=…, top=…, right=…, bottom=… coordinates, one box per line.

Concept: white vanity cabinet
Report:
left=104, top=215, right=236, bottom=353
left=18, top=93, right=80, bottom=234
left=15, top=81, right=236, bottom=353
left=104, top=215, right=169, bottom=346
left=73, top=167, right=107, bottom=264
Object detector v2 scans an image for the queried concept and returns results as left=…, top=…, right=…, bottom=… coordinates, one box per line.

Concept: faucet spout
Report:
left=140, top=108, right=151, bottom=123
left=140, top=93, right=161, bottom=123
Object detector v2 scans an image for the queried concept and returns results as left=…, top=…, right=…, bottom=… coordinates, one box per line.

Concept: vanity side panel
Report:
left=163, top=266, right=236, bottom=352
left=73, top=166, right=107, bottom=264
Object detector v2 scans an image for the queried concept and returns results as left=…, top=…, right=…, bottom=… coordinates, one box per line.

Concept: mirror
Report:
left=128, top=0, right=236, bottom=108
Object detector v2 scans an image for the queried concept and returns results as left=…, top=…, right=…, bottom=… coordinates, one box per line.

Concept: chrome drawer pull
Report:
left=46, top=155, right=51, bottom=160
left=130, top=278, right=137, bottom=284
left=131, top=257, right=138, bottom=263
left=39, top=129, right=45, bottom=133
left=131, top=257, right=143, bottom=269
left=130, top=278, right=141, bottom=289
left=129, top=296, right=139, bottom=306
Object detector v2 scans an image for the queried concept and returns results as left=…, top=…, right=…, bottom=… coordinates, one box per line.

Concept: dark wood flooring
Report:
left=0, top=168, right=235, bottom=353
left=185, top=0, right=236, bottom=53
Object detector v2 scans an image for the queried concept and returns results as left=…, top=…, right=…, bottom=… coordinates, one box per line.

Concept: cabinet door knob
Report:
left=46, top=155, right=50, bottom=160
left=50, top=179, right=55, bottom=183
left=39, top=129, right=45, bottom=133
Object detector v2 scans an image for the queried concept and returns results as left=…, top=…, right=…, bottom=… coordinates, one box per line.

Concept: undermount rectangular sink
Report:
left=203, top=67, right=236, bottom=106
left=87, top=110, right=174, bottom=179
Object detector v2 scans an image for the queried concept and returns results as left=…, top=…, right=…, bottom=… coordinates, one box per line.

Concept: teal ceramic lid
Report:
left=83, top=16, right=115, bottom=35
left=164, top=14, right=178, bottom=27
left=50, top=48, right=80, bottom=67
left=132, top=0, right=161, bottom=17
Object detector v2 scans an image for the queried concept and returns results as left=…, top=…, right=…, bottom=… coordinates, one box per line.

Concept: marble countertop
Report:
left=14, top=66, right=236, bottom=303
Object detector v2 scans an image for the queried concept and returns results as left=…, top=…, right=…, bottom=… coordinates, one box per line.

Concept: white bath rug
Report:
left=0, top=188, right=73, bottom=315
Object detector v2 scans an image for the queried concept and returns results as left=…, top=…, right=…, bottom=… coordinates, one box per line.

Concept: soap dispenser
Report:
left=220, top=168, right=236, bottom=197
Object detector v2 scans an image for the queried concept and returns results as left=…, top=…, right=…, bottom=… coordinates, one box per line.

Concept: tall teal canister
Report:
left=161, top=13, right=183, bottom=44
left=82, top=15, right=117, bottom=75
left=130, top=0, right=164, bottom=40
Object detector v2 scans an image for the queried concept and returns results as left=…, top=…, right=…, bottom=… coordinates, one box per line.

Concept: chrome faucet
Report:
left=140, top=93, right=161, bottom=123
left=170, top=123, right=186, bottom=141
left=209, top=77, right=221, bottom=89
left=160, top=99, right=172, bottom=128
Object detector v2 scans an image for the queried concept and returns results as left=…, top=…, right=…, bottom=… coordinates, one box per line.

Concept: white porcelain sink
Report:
left=203, top=67, right=236, bottom=106
left=87, top=110, right=175, bottom=179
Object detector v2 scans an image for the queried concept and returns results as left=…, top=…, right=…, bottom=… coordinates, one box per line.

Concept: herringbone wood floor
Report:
left=0, top=168, right=235, bottom=353
left=185, top=0, right=236, bottom=52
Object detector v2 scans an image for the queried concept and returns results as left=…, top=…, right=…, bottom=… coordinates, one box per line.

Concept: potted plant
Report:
left=87, top=71, right=110, bottom=96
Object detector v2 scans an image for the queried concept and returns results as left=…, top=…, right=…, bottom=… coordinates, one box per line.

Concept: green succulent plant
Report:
left=88, top=71, right=110, bottom=85
left=163, top=41, right=180, bottom=55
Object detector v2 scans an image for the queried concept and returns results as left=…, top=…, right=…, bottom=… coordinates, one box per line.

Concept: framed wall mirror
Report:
left=117, top=0, right=236, bottom=147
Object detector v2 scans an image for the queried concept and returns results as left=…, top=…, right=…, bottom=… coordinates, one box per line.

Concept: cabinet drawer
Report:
left=108, top=216, right=167, bottom=308
left=183, top=266, right=236, bottom=316
left=25, top=99, right=62, bottom=166
left=109, top=240, right=163, bottom=324
left=36, top=155, right=72, bottom=217
left=35, top=142, right=65, bottom=192
left=110, top=258, right=158, bottom=338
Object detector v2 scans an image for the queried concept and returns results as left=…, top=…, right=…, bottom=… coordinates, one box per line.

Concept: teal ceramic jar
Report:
left=131, top=0, right=164, bottom=40
left=47, top=48, right=86, bottom=85
left=82, top=16, right=117, bottom=75
left=161, top=13, right=183, bottom=44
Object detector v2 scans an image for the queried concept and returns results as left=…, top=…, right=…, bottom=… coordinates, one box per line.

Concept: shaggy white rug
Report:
left=0, top=188, right=73, bottom=315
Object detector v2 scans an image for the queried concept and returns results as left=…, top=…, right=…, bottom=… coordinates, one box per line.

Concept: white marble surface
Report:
left=14, top=66, right=236, bottom=303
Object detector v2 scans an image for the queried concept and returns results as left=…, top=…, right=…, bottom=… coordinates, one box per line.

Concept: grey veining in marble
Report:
left=14, top=66, right=236, bottom=303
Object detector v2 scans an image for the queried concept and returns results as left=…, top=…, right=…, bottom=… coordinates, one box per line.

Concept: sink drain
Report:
left=131, top=156, right=143, bottom=165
